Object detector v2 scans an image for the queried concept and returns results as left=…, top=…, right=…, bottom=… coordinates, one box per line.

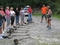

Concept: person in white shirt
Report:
left=10, top=7, right=15, bottom=27
left=20, top=7, right=26, bottom=25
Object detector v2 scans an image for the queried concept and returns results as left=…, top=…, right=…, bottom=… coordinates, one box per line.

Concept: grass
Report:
left=33, top=13, right=41, bottom=16
left=53, top=14, right=60, bottom=20
left=33, top=13, right=60, bottom=20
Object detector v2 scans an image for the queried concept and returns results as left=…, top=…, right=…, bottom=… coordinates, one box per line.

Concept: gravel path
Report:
left=0, top=16, right=60, bottom=45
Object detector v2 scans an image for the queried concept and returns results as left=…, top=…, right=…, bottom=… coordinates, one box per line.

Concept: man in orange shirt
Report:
left=41, top=4, right=48, bottom=23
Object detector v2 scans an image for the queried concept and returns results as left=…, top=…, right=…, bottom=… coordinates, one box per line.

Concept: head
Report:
left=16, top=7, right=18, bottom=10
left=10, top=7, right=13, bottom=11
left=26, top=5, right=29, bottom=8
left=47, top=6, right=51, bottom=9
left=43, top=4, right=45, bottom=7
left=0, top=6, right=3, bottom=10
left=6, top=6, right=9, bottom=10
left=29, top=6, right=31, bottom=8
left=21, top=7, right=24, bottom=10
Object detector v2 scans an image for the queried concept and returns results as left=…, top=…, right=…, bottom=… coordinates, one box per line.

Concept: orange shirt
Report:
left=41, top=6, right=48, bottom=15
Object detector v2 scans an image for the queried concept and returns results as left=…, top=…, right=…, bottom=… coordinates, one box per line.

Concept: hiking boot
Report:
left=46, top=26, right=49, bottom=28
left=24, top=22, right=26, bottom=24
left=48, top=27, right=51, bottom=30
left=21, top=24, right=23, bottom=26
left=40, top=21, right=42, bottom=23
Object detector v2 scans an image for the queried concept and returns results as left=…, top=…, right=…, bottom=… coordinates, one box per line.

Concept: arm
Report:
left=5, top=10, right=10, bottom=15
left=13, top=11, right=16, bottom=15
left=20, top=10, right=21, bottom=15
left=47, top=10, right=52, bottom=15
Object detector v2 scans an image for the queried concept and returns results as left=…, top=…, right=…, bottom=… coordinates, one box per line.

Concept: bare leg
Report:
left=41, top=17, right=43, bottom=23
left=21, top=21, right=23, bottom=25
left=49, top=19, right=51, bottom=27
left=0, top=28, right=2, bottom=34
left=48, top=19, right=51, bottom=29
left=45, top=18, right=47, bottom=23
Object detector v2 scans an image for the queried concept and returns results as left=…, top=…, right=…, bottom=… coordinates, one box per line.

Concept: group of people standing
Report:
left=41, top=4, right=52, bottom=29
left=0, top=5, right=33, bottom=39
left=0, top=4, right=52, bottom=39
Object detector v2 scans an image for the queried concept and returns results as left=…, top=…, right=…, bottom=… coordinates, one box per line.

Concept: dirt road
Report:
left=0, top=16, right=60, bottom=45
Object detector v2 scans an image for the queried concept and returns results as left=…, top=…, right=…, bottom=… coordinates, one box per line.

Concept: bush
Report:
left=56, top=7, right=60, bottom=14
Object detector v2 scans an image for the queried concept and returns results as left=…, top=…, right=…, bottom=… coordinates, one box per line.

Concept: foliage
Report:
left=0, top=0, right=60, bottom=14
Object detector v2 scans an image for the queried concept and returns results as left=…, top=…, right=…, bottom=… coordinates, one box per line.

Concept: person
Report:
left=20, top=7, right=26, bottom=25
left=24, top=5, right=29, bottom=11
left=0, top=10, right=3, bottom=39
left=0, top=6, right=6, bottom=33
left=24, top=5, right=29, bottom=16
left=47, top=6, right=52, bottom=29
left=41, top=4, right=48, bottom=23
left=10, top=7, right=15, bottom=28
left=27, top=6, right=33, bottom=23
left=15, top=7, right=19, bottom=25
left=5, top=6, right=10, bottom=30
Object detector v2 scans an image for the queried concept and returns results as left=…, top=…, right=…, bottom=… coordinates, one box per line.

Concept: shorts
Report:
left=2, top=16, right=6, bottom=22
left=0, top=21, right=2, bottom=28
left=42, top=14, right=47, bottom=19
left=21, top=15, right=24, bottom=22
left=47, top=15, right=52, bottom=19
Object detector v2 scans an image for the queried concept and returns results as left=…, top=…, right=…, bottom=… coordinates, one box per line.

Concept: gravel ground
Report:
left=0, top=16, right=60, bottom=45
